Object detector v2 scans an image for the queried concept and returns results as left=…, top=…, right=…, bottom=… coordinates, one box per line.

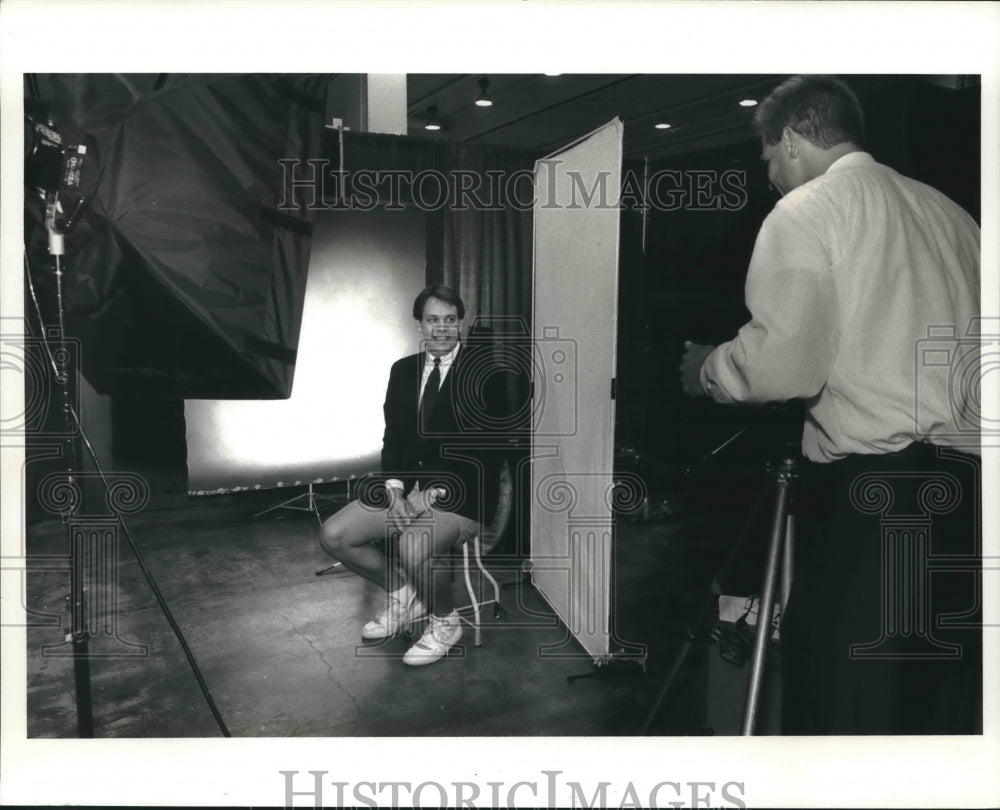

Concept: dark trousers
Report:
left=780, top=443, right=982, bottom=735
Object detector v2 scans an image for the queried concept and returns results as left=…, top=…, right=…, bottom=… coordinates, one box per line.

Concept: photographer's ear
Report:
left=782, top=127, right=799, bottom=159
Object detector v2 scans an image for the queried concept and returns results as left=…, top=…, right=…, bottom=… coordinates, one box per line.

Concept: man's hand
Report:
left=405, top=487, right=444, bottom=520
left=680, top=341, right=715, bottom=398
left=387, top=487, right=446, bottom=535
left=387, top=487, right=411, bottom=535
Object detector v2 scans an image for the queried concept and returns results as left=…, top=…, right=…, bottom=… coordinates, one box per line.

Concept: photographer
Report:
left=680, top=76, right=982, bottom=734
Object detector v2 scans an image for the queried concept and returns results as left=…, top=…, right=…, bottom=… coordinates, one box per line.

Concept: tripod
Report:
left=640, top=437, right=800, bottom=736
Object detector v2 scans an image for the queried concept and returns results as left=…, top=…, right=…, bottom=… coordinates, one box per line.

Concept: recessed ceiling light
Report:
left=654, top=123, right=672, bottom=130
left=475, top=77, right=493, bottom=107
left=544, top=73, right=561, bottom=77
left=424, top=104, right=442, bottom=131
left=739, top=98, right=758, bottom=107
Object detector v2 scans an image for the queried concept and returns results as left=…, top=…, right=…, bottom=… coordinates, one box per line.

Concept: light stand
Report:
left=46, top=193, right=95, bottom=737
left=25, top=169, right=232, bottom=738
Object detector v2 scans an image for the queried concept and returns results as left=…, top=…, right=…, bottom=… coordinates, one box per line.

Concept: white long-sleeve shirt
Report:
left=700, top=151, right=981, bottom=462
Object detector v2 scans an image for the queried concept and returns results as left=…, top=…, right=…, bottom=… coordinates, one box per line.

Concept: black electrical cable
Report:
left=24, top=250, right=232, bottom=738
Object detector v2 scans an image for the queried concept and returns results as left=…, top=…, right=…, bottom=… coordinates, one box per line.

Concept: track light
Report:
left=424, top=104, right=442, bottom=131
left=475, top=77, right=493, bottom=108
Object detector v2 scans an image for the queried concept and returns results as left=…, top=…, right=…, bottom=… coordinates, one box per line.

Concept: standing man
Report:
left=321, top=284, right=502, bottom=666
left=680, top=76, right=982, bottom=734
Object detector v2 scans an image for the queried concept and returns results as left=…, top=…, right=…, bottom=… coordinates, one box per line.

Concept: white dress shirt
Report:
left=418, top=341, right=460, bottom=402
left=700, top=151, right=981, bottom=462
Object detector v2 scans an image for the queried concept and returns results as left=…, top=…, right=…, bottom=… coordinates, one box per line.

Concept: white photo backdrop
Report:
left=185, top=207, right=426, bottom=493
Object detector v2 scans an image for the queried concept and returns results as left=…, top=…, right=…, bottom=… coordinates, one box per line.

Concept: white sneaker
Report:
left=402, top=612, right=462, bottom=666
left=361, top=590, right=427, bottom=640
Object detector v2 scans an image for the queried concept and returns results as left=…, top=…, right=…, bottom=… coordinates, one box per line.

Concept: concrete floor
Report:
left=25, top=489, right=736, bottom=738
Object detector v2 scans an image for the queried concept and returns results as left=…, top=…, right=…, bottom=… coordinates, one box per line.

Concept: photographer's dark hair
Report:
left=754, top=75, right=864, bottom=149
left=413, top=284, right=466, bottom=321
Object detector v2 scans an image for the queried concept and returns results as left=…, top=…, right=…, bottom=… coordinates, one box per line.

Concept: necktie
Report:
left=420, top=358, right=441, bottom=433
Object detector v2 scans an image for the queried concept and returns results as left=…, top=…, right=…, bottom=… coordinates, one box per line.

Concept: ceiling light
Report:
left=475, top=77, right=493, bottom=108
left=654, top=123, right=672, bottom=130
left=424, top=104, right=442, bottom=131
left=544, top=73, right=561, bottom=77
left=739, top=98, right=758, bottom=107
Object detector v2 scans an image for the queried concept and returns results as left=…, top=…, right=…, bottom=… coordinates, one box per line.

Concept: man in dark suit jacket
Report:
left=320, top=284, right=503, bottom=666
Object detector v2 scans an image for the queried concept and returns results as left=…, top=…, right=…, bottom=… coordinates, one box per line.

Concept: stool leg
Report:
left=473, top=535, right=502, bottom=614
left=462, top=540, right=482, bottom=646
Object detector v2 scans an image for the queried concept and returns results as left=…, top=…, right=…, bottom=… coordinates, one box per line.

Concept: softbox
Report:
left=25, top=74, right=326, bottom=399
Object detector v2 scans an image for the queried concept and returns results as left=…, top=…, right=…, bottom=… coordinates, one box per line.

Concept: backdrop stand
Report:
left=566, top=648, right=648, bottom=684
left=253, top=481, right=349, bottom=526
left=564, top=539, right=648, bottom=685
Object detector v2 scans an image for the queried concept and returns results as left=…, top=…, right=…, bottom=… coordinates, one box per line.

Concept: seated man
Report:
left=320, top=284, right=503, bottom=666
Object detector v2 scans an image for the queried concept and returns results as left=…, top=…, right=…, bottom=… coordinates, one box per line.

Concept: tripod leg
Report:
left=308, top=484, right=325, bottom=528
left=639, top=636, right=694, bottom=735
left=741, top=462, right=794, bottom=735
left=639, top=478, right=773, bottom=736
left=782, top=514, right=794, bottom=613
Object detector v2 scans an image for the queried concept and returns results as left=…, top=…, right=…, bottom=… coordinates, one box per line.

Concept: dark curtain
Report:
left=341, top=132, right=537, bottom=331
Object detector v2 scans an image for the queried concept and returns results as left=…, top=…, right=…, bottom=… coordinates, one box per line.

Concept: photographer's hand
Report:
left=680, top=341, right=715, bottom=397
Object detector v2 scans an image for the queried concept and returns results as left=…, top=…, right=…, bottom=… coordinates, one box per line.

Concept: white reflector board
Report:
left=530, top=118, right=623, bottom=662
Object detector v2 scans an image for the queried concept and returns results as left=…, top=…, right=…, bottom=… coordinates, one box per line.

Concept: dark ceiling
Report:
left=406, top=73, right=782, bottom=161
left=29, top=72, right=977, bottom=166
left=404, top=73, right=978, bottom=162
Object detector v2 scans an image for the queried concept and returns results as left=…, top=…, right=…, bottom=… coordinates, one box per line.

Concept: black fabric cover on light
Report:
left=26, top=74, right=325, bottom=398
